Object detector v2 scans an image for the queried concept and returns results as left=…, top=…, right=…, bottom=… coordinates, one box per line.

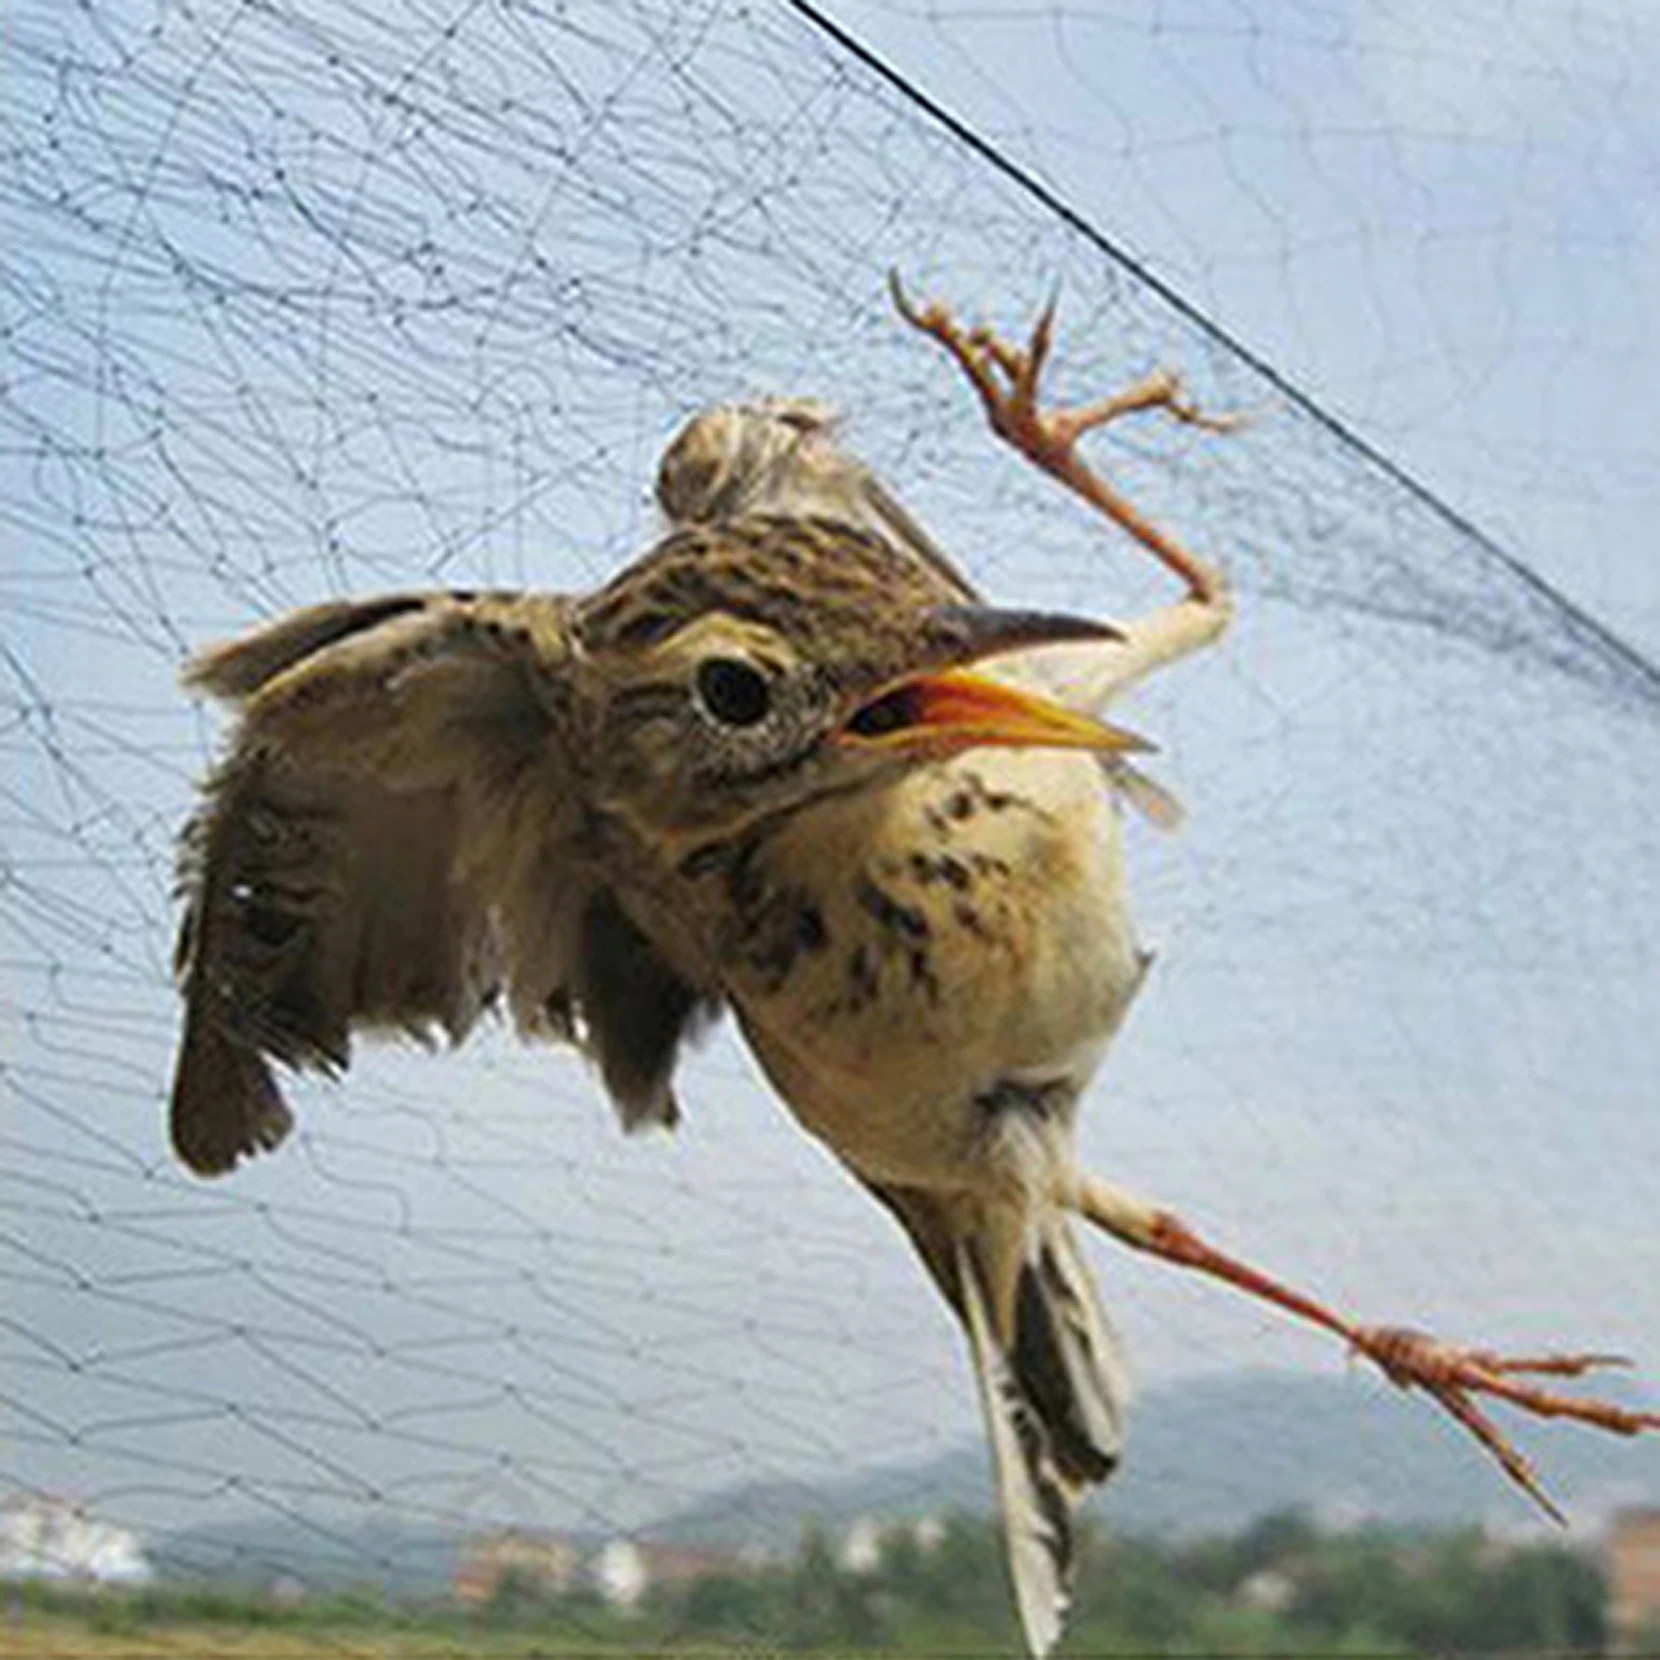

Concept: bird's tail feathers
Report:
left=957, top=1216, right=1130, bottom=1658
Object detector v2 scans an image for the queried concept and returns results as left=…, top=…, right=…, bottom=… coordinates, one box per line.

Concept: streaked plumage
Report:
left=169, top=283, right=1660, bottom=1656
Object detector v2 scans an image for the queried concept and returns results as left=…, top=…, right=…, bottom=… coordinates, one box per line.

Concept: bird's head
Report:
left=575, top=518, right=1147, bottom=843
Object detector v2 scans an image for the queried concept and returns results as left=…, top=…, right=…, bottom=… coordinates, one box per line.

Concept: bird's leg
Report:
left=1074, top=1173, right=1660, bottom=1523
left=891, top=275, right=1237, bottom=704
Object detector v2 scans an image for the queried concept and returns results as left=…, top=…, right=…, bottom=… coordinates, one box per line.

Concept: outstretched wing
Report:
left=171, top=591, right=713, bottom=1176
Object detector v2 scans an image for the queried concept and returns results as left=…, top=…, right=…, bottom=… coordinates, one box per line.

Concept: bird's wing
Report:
left=655, top=398, right=982, bottom=600
left=172, top=591, right=712, bottom=1176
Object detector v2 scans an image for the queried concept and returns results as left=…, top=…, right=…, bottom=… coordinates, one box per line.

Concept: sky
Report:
left=3, top=0, right=1658, bottom=1561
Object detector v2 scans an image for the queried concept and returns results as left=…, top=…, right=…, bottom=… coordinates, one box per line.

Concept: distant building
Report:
left=590, top=1537, right=649, bottom=1608
left=839, top=1515, right=884, bottom=1575
left=453, top=1527, right=746, bottom=1610
left=1235, top=1567, right=1295, bottom=1614
left=839, top=1512, right=947, bottom=1575
left=452, top=1527, right=580, bottom=1606
left=590, top=1538, right=745, bottom=1608
left=1608, top=1508, right=1660, bottom=1656
left=0, top=1496, right=152, bottom=1587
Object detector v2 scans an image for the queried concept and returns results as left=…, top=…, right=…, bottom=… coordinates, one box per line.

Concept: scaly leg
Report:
left=891, top=274, right=1238, bottom=708
left=1074, top=1173, right=1658, bottom=1523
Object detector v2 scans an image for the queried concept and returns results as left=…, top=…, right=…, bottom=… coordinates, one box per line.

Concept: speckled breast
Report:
left=710, top=747, right=1149, bottom=1185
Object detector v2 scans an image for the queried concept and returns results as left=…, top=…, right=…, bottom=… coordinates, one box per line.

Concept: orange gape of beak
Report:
left=841, top=667, right=1151, bottom=755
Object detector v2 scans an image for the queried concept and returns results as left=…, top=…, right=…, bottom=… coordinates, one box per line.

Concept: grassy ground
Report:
left=3, top=1613, right=659, bottom=1659
left=0, top=1607, right=1388, bottom=1659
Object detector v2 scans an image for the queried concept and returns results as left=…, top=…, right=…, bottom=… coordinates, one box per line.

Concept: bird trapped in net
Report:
left=167, top=280, right=1660, bottom=1659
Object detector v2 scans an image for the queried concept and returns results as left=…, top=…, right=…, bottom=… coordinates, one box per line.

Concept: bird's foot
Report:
left=888, top=272, right=1235, bottom=460
left=1348, top=1325, right=1660, bottom=1523
left=888, top=272, right=1233, bottom=604
left=1096, top=1197, right=1660, bottom=1528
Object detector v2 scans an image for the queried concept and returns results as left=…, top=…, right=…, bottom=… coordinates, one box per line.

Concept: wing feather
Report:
left=655, top=398, right=981, bottom=600
left=171, top=590, right=713, bottom=1175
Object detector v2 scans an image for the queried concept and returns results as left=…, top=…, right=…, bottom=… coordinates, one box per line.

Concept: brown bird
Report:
left=170, top=282, right=1659, bottom=1656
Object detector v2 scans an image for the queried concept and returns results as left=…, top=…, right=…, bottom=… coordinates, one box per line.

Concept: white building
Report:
left=839, top=1514, right=885, bottom=1574
left=590, top=1537, right=650, bottom=1608
left=587, top=1537, right=746, bottom=1608
left=0, top=1496, right=153, bottom=1586
left=839, top=1512, right=947, bottom=1575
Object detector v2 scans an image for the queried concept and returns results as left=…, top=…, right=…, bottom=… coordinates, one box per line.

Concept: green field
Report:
left=3, top=1619, right=709, bottom=1659
left=1, top=1513, right=1614, bottom=1659
left=8, top=1619, right=552, bottom=1658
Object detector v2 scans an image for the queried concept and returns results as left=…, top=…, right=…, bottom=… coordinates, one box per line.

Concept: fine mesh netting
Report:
left=4, top=0, right=1658, bottom=1641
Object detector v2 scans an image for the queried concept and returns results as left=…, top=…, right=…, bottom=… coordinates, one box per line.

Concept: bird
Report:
left=168, top=279, right=1660, bottom=1656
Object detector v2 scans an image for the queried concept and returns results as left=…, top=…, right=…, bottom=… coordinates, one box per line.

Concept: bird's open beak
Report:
left=838, top=605, right=1152, bottom=756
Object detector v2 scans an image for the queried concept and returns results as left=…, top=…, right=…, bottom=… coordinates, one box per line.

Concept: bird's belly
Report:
left=722, top=749, right=1147, bottom=1187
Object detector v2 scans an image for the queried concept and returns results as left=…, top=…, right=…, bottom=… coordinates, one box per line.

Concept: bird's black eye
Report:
left=696, top=658, right=772, bottom=727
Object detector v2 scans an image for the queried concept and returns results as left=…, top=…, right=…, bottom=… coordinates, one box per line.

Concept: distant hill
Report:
left=151, top=1369, right=1660, bottom=1592
left=648, top=1367, right=1660, bottom=1546
left=149, top=1512, right=465, bottom=1598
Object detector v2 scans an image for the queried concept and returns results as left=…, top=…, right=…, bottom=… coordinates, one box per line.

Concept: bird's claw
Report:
left=889, top=271, right=1237, bottom=469
left=890, top=270, right=1231, bottom=606
left=1350, top=1325, right=1660, bottom=1524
